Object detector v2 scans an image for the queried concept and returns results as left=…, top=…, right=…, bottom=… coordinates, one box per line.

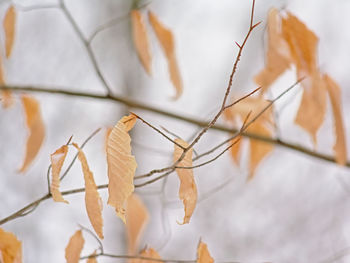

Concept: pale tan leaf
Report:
left=1, top=90, right=14, bottom=109
left=173, top=139, right=197, bottom=224
left=131, top=10, right=152, bottom=75
left=3, top=6, right=16, bottom=58
left=229, top=138, right=242, bottom=164
left=0, top=228, right=22, bottom=263
left=248, top=123, right=274, bottom=180
left=197, top=240, right=214, bottom=263
left=107, top=115, right=137, bottom=223
left=126, top=194, right=149, bottom=254
left=19, top=95, right=45, bottom=173
left=73, top=143, right=104, bottom=239
left=86, top=251, right=97, bottom=263
left=294, top=71, right=327, bottom=144
left=50, top=145, right=69, bottom=204
left=254, top=8, right=291, bottom=92
left=148, top=11, right=183, bottom=100
left=65, top=230, right=85, bottom=263
left=104, top=127, right=113, bottom=153
left=138, top=248, right=163, bottom=263
left=324, top=74, right=347, bottom=165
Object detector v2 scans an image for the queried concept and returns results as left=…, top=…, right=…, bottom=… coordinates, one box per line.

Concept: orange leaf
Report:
left=197, top=240, right=214, bottom=263
left=229, top=137, right=242, bottom=164
left=131, top=10, right=152, bottom=75
left=248, top=123, right=274, bottom=180
left=148, top=11, right=183, bottom=100
left=19, top=95, right=45, bottom=173
left=73, top=143, right=104, bottom=239
left=138, top=248, right=163, bottom=263
left=107, top=115, right=137, bottom=223
left=0, top=228, right=22, bottom=263
left=3, top=6, right=16, bottom=58
left=50, top=145, right=69, bottom=204
left=324, top=74, right=347, bottom=165
left=173, top=139, right=197, bottom=224
left=65, top=230, right=85, bottom=263
left=294, top=71, right=327, bottom=144
left=126, top=194, right=149, bottom=254
left=86, top=250, right=97, bottom=263
left=254, top=8, right=291, bottom=92
left=1, top=90, right=14, bottom=109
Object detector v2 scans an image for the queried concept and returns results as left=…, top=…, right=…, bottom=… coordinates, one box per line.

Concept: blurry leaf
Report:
left=3, top=5, right=16, bottom=58
left=197, top=240, right=214, bottom=263
left=0, top=228, right=22, bottom=263
left=73, top=143, right=104, bottom=239
left=148, top=11, right=183, bottom=100
left=131, top=10, right=152, bottom=75
left=107, top=115, right=137, bottom=223
left=229, top=137, right=242, bottom=164
left=248, top=123, right=274, bottom=180
left=65, top=230, right=85, bottom=263
left=126, top=194, right=149, bottom=254
left=173, top=139, right=197, bottom=224
left=254, top=8, right=291, bottom=92
left=224, top=96, right=274, bottom=178
left=138, top=248, right=163, bottom=263
left=86, top=250, right=97, bottom=263
left=294, top=71, right=327, bottom=144
left=1, top=90, right=14, bottom=109
left=50, top=145, right=69, bottom=204
left=19, top=95, right=45, bottom=173
left=324, top=74, right=347, bottom=165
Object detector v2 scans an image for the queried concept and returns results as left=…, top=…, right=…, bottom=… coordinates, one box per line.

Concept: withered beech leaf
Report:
left=197, top=240, right=214, bottom=263
left=0, top=228, right=22, bottom=263
left=224, top=96, right=274, bottom=178
left=173, top=139, right=197, bottom=224
left=86, top=250, right=97, bottom=263
left=1, top=90, right=14, bottom=109
left=131, top=10, right=152, bottom=75
left=19, top=95, right=45, bottom=173
left=50, top=145, right=69, bottom=204
left=126, top=194, right=149, bottom=254
left=248, top=123, right=274, bottom=180
left=138, top=248, right=163, bottom=263
left=65, top=230, right=85, bottom=263
left=73, top=143, right=104, bottom=239
left=294, top=71, right=327, bottom=144
left=3, top=5, right=16, bottom=58
left=324, top=74, right=347, bottom=165
left=107, top=115, right=137, bottom=223
left=254, top=8, right=291, bottom=92
left=148, top=11, right=183, bottom=100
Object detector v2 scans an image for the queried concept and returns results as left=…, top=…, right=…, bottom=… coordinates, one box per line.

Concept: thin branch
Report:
left=59, top=0, right=113, bottom=95
left=131, top=112, right=186, bottom=150
left=79, top=224, right=104, bottom=254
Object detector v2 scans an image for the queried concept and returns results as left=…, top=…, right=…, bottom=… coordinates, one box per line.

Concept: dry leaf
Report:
left=294, top=71, right=327, bottom=144
left=126, top=194, right=149, bottom=254
left=324, top=74, right=347, bottom=165
left=65, top=230, right=85, bottom=263
left=138, top=248, right=163, bottom=263
left=107, top=115, right=137, bottom=223
left=0, top=228, right=22, bottom=263
left=248, top=123, right=274, bottom=180
left=148, top=11, right=183, bottom=100
left=19, top=95, right=45, bottom=173
left=73, top=143, right=104, bottom=239
left=224, top=96, right=274, bottom=178
left=86, top=251, right=97, bottom=263
left=131, top=10, right=152, bottom=75
left=1, top=90, right=14, bottom=109
left=104, top=127, right=113, bottom=153
left=254, top=8, right=291, bottom=92
left=3, top=6, right=16, bottom=58
left=197, top=240, right=214, bottom=263
left=50, top=145, right=69, bottom=204
left=173, top=139, right=197, bottom=224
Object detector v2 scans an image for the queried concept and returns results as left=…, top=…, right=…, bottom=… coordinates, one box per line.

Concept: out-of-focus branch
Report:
left=0, top=84, right=347, bottom=167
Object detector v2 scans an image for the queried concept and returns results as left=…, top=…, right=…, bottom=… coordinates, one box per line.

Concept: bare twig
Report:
left=79, top=224, right=104, bottom=254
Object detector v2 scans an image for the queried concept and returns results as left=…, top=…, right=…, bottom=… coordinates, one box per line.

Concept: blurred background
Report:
left=1, top=0, right=350, bottom=262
